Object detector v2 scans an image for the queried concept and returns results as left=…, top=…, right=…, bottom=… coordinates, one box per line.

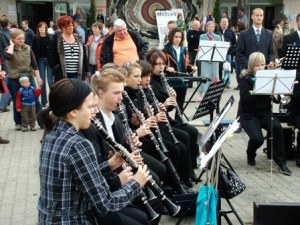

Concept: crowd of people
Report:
left=0, top=6, right=300, bottom=225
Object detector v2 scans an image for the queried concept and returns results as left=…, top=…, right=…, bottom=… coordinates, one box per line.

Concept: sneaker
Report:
left=234, top=86, right=240, bottom=90
left=0, top=136, right=10, bottom=144
left=22, top=127, right=28, bottom=132
left=0, top=108, right=10, bottom=113
left=15, top=125, right=22, bottom=131
left=30, top=126, right=36, bottom=131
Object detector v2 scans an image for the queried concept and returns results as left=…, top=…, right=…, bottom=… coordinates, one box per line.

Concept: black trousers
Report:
left=171, top=122, right=200, bottom=169
left=240, top=113, right=286, bottom=166
left=141, top=151, right=166, bottom=184
left=95, top=205, right=150, bottom=225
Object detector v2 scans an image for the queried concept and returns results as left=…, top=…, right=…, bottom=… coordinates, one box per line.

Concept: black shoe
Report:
left=247, top=158, right=256, bottom=166
left=0, top=108, right=10, bottom=113
left=183, top=180, right=193, bottom=188
left=278, top=164, right=292, bottom=176
left=0, top=136, right=10, bottom=144
left=189, top=171, right=198, bottom=182
left=296, top=158, right=300, bottom=167
left=234, top=127, right=242, bottom=133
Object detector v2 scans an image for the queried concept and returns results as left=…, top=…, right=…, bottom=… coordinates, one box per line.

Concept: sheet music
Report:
left=196, top=40, right=230, bottom=62
left=253, top=70, right=296, bottom=95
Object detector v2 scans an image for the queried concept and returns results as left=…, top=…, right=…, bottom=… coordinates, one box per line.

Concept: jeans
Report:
left=7, top=76, right=42, bottom=125
left=0, top=78, right=12, bottom=109
left=38, top=57, right=53, bottom=106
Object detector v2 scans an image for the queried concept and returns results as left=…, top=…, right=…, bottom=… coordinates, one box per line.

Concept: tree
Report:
left=87, top=0, right=96, bottom=28
left=213, top=0, right=221, bottom=25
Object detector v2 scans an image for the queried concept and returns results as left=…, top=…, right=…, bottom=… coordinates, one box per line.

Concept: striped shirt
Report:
left=63, top=40, right=80, bottom=73
left=38, top=120, right=141, bottom=224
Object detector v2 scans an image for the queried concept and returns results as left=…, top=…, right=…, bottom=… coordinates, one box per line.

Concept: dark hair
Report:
left=57, top=16, right=74, bottom=30
left=168, top=27, right=184, bottom=45
left=0, top=15, right=9, bottom=28
left=38, top=78, right=92, bottom=131
left=167, top=20, right=176, bottom=25
left=36, top=21, right=48, bottom=38
left=10, top=22, right=18, bottom=29
left=137, top=60, right=152, bottom=77
left=146, top=48, right=167, bottom=68
left=237, top=21, right=247, bottom=31
left=297, top=13, right=300, bottom=22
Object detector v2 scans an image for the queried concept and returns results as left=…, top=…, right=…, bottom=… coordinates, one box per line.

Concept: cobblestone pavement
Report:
left=1, top=78, right=299, bottom=225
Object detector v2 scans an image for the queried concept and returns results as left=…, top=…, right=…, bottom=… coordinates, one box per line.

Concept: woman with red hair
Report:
left=48, top=16, right=89, bottom=82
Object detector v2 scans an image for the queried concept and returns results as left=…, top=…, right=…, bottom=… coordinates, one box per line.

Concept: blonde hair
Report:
left=19, top=76, right=29, bottom=83
left=11, top=29, right=25, bottom=40
left=122, top=61, right=142, bottom=78
left=91, top=68, right=126, bottom=92
left=247, top=52, right=265, bottom=73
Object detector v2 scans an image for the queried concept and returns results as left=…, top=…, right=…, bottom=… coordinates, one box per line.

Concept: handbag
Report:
left=219, top=165, right=246, bottom=199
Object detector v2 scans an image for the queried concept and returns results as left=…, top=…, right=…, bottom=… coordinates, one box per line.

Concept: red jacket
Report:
left=86, top=35, right=104, bottom=71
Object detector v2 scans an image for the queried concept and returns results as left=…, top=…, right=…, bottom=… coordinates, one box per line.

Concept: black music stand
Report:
left=282, top=45, right=300, bottom=69
left=175, top=97, right=236, bottom=225
left=190, top=81, right=226, bottom=121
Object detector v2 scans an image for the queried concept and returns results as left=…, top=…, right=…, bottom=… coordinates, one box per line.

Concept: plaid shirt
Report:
left=38, top=120, right=141, bottom=224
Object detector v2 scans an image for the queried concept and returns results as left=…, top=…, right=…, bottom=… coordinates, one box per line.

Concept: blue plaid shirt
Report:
left=38, top=120, right=141, bottom=224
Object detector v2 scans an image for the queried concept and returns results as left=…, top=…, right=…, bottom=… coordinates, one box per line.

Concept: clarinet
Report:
left=123, top=91, right=168, bottom=162
left=138, top=86, right=169, bottom=154
left=122, top=91, right=188, bottom=195
left=160, top=73, right=188, bottom=125
left=91, top=117, right=181, bottom=217
left=147, top=84, right=179, bottom=145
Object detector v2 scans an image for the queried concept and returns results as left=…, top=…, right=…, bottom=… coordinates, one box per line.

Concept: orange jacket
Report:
left=86, top=35, right=104, bottom=71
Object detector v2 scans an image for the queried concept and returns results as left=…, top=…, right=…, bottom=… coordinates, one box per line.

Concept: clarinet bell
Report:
left=143, top=200, right=160, bottom=221
left=162, top=196, right=181, bottom=217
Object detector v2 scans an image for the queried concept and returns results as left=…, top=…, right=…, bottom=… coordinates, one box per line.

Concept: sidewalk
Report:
left=1, top=78, right=300, bottom=225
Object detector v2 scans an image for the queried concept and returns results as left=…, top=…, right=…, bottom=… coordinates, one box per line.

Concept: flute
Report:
left=91, top=117, right=181, bottom=216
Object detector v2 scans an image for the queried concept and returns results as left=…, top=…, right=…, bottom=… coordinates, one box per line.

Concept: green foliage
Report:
left=87, top=0, right=96, bottom=28
left=213, top=0, right=221, bottom=25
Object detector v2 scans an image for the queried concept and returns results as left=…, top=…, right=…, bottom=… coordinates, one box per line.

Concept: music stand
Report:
left=252, top=69, right=296, bottom=177
left=199, top=119, right=244, bottom=225
left=282, top=45, right=300, bottom=69
left=198, top=96, right=235, bottom=148
left=190, top=81, right=226, bottom=121
left=196, top=40, right=230, bottom=63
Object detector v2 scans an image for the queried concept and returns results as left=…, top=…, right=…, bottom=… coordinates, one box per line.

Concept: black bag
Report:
left=219, top=166, right=246, bottom=199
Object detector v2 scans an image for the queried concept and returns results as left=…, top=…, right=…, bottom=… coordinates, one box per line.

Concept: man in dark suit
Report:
left=282, top=13, right=300, bottom=167
left=236, top=8, right=275, bottom=71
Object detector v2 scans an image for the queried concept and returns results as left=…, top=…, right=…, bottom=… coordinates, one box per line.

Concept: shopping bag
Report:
left=195, top=185, right=218, bottom=225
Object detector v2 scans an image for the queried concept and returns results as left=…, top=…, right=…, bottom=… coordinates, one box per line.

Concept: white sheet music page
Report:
left=253, top=69, right=296, bottom=95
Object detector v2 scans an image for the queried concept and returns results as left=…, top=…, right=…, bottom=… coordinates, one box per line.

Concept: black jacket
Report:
left=100, top=30, right=149, bottom=67
left=239, top=73, right=272, bottom=116
left=186, top=29, right=204, bottom=53
left=236, top=27, right=275, bottom=70
left=216, top=28, right=236, bottom=55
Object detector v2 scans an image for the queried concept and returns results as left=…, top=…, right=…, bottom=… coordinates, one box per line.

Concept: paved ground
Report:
left=1, top=77, right=299, bottom=225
